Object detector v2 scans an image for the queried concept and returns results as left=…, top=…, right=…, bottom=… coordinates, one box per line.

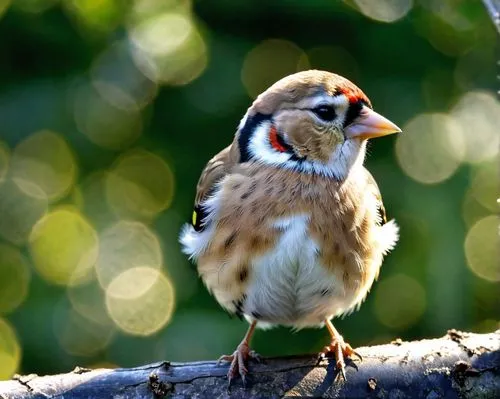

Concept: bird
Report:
left=180, top=70, right=401, bottom=385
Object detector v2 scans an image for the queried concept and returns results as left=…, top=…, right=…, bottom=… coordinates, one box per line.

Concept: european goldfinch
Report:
left=180, top=70, right=401, bottom=384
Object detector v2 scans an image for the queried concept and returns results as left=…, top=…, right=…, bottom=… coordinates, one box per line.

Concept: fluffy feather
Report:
left=179, top=69, right=400, bottom=331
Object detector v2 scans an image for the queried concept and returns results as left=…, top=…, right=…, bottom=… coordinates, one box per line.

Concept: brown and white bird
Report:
left=180, top=70, right=401, bottom=383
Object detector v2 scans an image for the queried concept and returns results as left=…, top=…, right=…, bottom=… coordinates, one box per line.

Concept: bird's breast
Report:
left=188, top=166, right=386, bottom=328
left=242, top=213, right=363, bottom=328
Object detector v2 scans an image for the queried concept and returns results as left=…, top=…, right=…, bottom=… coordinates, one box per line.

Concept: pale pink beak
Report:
left=345, top=106, right=401, bottom=140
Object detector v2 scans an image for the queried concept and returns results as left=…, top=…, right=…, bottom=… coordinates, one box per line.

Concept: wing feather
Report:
left=363, top=168, right=387, bottom=226
left=191, top=143, right=239, bottom=231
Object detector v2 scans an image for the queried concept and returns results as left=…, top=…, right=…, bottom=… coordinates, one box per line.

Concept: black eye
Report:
left=312, top=105, right=336, bottom=122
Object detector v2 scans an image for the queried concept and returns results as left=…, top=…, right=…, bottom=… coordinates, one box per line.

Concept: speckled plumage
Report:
left=180, top=70, right=401, bottom=383
left=183, top=162, right=397, bottom=326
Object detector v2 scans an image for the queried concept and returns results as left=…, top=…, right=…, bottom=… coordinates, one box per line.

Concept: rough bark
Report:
left=0, top=330, right=499, bottom=399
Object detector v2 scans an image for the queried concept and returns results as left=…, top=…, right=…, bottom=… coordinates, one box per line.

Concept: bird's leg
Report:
left=318, top=319, right=362, bottom=380
left=217, top=320, right=260, bottom=386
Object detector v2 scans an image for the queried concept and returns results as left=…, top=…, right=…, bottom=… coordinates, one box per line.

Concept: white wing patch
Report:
left=379, top=219, right=399, bottom=255
left=179, top=187, right=222, bottom=260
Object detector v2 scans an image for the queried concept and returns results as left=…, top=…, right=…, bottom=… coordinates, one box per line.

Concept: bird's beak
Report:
left=345, top=106, right=401, bottom=140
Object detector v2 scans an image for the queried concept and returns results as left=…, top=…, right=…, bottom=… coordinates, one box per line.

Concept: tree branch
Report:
left=0, top=330, right=499, bottom=398
left=482, top=0, right=500, bottom=34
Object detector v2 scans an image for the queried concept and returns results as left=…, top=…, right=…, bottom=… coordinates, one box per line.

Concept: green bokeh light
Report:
left=0, top=0, right=497, bottom=380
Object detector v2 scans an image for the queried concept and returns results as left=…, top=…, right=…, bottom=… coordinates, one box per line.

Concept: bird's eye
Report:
left=312, top=105, right=336, bottom=122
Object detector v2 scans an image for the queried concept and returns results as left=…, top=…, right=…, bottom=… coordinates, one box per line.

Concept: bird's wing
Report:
left=191, top=144, right=239, bottom=231
left=363, top=168, right=388, bottom=225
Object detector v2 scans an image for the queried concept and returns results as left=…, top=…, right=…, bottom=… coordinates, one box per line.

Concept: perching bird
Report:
left=180, top=70, right=401, bottom=384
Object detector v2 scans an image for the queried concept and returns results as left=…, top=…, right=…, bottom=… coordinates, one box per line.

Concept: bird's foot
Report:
left=318, top=336, right=362, bottom=381
left=217, top=342, right=261, bottom=387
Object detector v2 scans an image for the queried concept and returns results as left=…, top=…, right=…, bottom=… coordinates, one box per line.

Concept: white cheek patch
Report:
left=247, top=120, right=366, bottom=181
left=248, top=121, right=292, bottom=166
left=287, top=139, right=365, bottom=181
left=326, top=139, right=366, bottom=178
left=244, top=94, right=366, bottom=181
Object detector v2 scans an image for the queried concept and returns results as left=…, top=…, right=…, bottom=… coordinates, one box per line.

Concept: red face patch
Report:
left=269, top=125, right=287, bottom=152
left=338, top=86, right=370, bottom=106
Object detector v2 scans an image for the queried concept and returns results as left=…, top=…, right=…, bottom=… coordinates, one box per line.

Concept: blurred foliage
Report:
left=0, top=0, right=498, bottom=380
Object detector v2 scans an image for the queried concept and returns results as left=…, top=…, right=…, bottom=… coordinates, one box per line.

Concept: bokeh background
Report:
left=0, top=0, right=498, bottom=380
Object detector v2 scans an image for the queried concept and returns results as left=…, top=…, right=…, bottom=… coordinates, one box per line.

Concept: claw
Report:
left=336, top=358, right=347, bottom=381
left=321, top=320, right=362, bottom=381
left=316, top=350, right=327, bottom=365
left=217, top=354, right=233, bottom=365
left=249, top=350, right=263, bottom=363
left=217, top=321, right=261, bottom=387
left=217, top=343, right=261, bottom=387
left=352, top=350, right=363, bottom=362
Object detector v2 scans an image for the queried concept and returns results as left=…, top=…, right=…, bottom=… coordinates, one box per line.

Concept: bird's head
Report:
left=236, top=70, right=401, bottom=180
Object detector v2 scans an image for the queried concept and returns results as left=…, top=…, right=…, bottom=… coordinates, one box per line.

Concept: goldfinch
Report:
left=180, top=70, right=401, bottom=384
